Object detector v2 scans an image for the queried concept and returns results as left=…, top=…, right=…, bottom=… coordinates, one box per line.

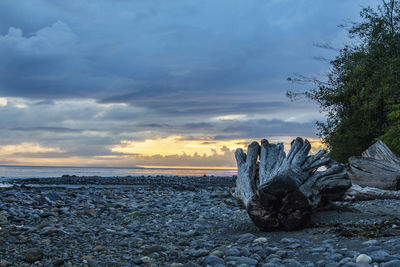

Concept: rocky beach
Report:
left=1, top=176, right=400, bottom=267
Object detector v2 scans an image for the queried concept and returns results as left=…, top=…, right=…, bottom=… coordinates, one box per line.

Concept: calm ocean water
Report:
left=0, top=165, right=236, bottom=179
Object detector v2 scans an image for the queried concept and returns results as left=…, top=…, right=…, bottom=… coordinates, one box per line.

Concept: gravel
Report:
left=0, top=175, right=400, bottom=266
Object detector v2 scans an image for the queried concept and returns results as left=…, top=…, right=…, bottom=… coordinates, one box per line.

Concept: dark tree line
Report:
left=288, top=0, right=400, bottom=162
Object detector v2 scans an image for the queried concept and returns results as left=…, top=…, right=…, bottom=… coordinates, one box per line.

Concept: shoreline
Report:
left=1, top=176, right=400, bottom=266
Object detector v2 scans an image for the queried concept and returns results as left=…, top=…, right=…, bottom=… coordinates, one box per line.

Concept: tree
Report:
left=288, top=0, right=400, bottom=162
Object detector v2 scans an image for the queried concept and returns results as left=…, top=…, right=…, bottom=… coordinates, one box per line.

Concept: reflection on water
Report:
left=0, top=165, right=236, bottom=179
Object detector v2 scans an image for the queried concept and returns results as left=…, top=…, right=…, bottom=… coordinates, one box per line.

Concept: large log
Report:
left=348, top=156, right=400, bottom=190
left=233, top=137, right=351, bottom=231
left=344, top=184, right=400, bottom=201
left=348, top=140, right=400, bottom=190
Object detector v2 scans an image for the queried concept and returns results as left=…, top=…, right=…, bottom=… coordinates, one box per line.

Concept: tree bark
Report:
left=233, top=137, right=351, bottom=231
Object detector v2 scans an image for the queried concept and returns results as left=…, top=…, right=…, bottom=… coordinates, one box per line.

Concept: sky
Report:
left=0, top=0, right=379, bottom=168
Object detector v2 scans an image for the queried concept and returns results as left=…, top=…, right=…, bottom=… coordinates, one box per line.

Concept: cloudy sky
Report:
left=0, top=0, right=378, bottom=168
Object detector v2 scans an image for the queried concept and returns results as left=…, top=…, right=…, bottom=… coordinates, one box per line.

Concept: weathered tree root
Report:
left=233, top=137, right=351, bottom=231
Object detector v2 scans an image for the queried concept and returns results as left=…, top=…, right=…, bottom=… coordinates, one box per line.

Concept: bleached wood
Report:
left=344, top=184, right=400, bottom=201
left=348, top=156, right=400, bottom=190
left=362, top=140, right=400, bottom=165
left=233, top=142, right=259, bottom=207
left=234, top=137, right=351, bottom=231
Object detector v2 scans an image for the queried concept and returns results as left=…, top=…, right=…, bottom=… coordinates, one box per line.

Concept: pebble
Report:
left=362, top=239, right=379, bottom=246
left=0, top=176, right=399, bottom=266
left=361, top=245, right=382, bottom=253
left=370, top=250, right=390, bottom=262
left=382, top=260, right=400, bottom=267
left=280, top=238, right=299, bottom=243
left=203, top=255, right=224, bottom=266
left=356, top=254, right=372, bottom=264
left=25, top=247, right=43, bottom=263
left=224, top=248, right=240, bottom=256
left=253, top=237, right=268, bottom=243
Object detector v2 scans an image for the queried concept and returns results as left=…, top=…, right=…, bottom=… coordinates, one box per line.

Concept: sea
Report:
left=0, top=165, right=236, bottom=180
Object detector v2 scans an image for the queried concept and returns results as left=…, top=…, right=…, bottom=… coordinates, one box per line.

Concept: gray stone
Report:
left=281, top=259, right=302, bottom=267
left=382, top=260, right=400, bottom=267
left=142, top=245, right=166, bottom=255
left=360, top=245, right=382, bottom=253
left=209, top=250, right=224, bottom=258
left=329, top=253, right=343, bottom=261
left=237, top=233, right=256, bottom=243
left=224, top=248, right=241, bottom=257
left=280, top=238, right=299, bottom=243
left=240, top=248, right=251, bottom=257
left=310, top=247, right=326, bottom=253
left=267, top=257, right=281, bottom=264
left=179, top=230, right=198, bottom=237
left=276, top=250, right=288, bottom=258
left=370, top=250, right=390, bottom=262
left=339, top=257, right=352, bottom=264
left=189, top=249, right=209, bottom=257
left=224, top=256, right=258, bottom=266
left=260, top=247, right=277, bottom=258
left=25, top=247, right=43, bottom=263
left=341, top=263, right=359, bottom=267
left=287, top=243, right=301, bottom=249
left=203, top=256, right=224, bottom=266
left=391, top=253, right=400, bottom=260
left=362, top=239, right=378, bottom=246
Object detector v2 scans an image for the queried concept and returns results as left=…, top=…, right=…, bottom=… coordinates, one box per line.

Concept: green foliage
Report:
left=289, top=0, right=400, bottom=162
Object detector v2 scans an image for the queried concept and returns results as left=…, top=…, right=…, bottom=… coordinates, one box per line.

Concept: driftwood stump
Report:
left=348, top=140, right=400, bottom=190
left=233, top=137, right=351, bottom=231
left=344, top=184, right=400, bottom=201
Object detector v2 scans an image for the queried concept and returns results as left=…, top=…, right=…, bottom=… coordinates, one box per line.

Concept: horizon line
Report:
left=0, top=164, right=237, bottom=170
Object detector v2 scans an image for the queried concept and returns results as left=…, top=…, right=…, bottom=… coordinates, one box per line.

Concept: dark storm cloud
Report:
left=10, top=126, right=82, bottom=133
left=0, top=1, right=378, bottom=107
left=0, top=0, right=380, bottom=165
left=221, top=119, right=317, bottom=139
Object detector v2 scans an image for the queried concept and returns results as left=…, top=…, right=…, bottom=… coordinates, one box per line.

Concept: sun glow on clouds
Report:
left=212, top=114, right=247, bottom=121
left=0, top=98, right=7, bottom=106
left=0, top=142, right=64, bottom=155
left=111, top=135, right=324, bottom=157
left=111, top=135, right=247, bottom=157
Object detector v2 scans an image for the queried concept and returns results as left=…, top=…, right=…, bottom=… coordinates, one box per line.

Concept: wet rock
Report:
left=224, top=248, right=240, bottom=257
left=360, top=245, right=382, bottom=253
left=53, top=258, right=65, bottom=266
left=203, top=255, right=224, bottom=266
left=142, top=245, right=167, bottom=255
left=237, top=233, right=256, bottom=243
left=224, top=256, right=258, bottom=266
left=282, top=259, right=303, bottom=267
left=179, top=230, right=198, bottom=237
left=25, top=247, right=43, bottom=263
left=370, top=250, right=390, bottom=262
left=362, top=239, right=379, bottom=246
left=382, top=260, right=400, bottom=267
left=253, top=237, right=268, bottom=243
left=280, top=238, right=299, bottom=243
